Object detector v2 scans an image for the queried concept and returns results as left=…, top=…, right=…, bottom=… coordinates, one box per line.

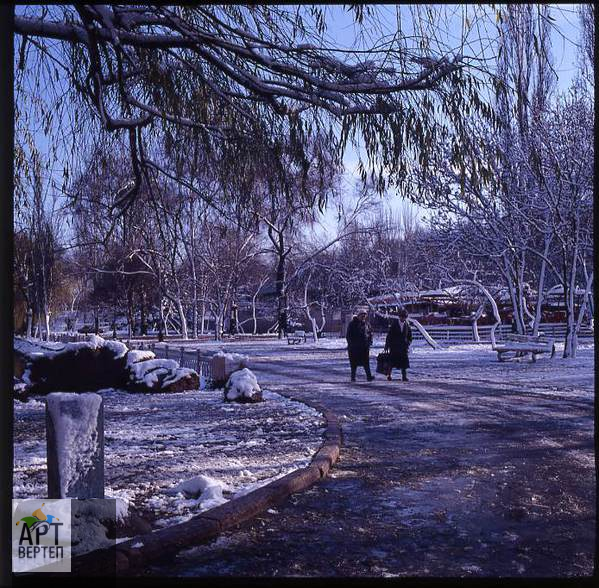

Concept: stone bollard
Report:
left=46, top=393, right=104, bottom=499
left=210, top=354, right=249, bottom=387
left=210, top=355, right=226, bottom=383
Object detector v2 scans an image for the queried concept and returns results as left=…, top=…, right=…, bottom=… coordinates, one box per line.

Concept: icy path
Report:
left=151, top=340, right=594, bottom=577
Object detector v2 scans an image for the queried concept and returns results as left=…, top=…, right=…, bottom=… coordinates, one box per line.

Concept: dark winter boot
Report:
left=402, top=369, right=408, bottom=382
left=365, top=365, right=374, bottom=381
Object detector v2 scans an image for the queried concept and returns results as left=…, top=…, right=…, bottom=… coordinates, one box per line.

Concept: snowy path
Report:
left=150, top=340, right=594, bottom=577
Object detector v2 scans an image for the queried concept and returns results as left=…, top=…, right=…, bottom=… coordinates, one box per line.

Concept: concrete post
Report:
left=46, top=393, right=104, bottom=499
left=211, top=355, right=226, bottom=383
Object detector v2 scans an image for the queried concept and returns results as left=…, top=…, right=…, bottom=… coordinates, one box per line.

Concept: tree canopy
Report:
left=15, top=4, right=501, bottom=209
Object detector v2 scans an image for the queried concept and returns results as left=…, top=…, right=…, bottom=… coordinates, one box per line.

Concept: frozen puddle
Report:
left=14, top=388, right=325, bottom=528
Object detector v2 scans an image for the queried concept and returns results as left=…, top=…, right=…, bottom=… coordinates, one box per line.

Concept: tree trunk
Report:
left=26, top=308, right=33, bottom=338
left=160, top=299, right=169, bottom=338
left=214, top=310, right=223, bottom=341
left=275, top=249, right=286, bottom=339
left=318, top=302, right=327, bottom=335
left=200, top=300, right=206, bottom=335
left=176, top=298, right=189, bottom=340
left=305, top=304, right=319, bottom=344
left=140, top=289, right=147, bottom=336
left=126, top=290, right=134, bottom=342
left=563, top=241, right=579, bottom=358
left=252, top=291, right=259, bottom=335
left=192, top=287, right=198, bottom=339
left=44, top=309, right=51, bottom=342
left=575, top=271, right=594, bottom=341
left=503, top=256, right=525, bottom=334
left=531, top=238, right=551, bottom=336
left=470, top=303, right=485, bottom=342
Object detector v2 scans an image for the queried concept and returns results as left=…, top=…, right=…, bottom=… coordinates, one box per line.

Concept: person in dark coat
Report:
left=346, top=307, right=375, bottom=382
left=384, top=308, right=413, bottom=381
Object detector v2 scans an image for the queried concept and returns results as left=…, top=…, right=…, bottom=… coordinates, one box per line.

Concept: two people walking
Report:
left=346, top=306, right=413, bottom=382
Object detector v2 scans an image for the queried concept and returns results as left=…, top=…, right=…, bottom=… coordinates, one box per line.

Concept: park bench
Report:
left=494, top=333, right=556, bottom=362
left=287, top=330, right=307, bottom=344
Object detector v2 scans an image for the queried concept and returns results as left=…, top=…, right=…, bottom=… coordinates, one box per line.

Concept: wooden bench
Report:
left=287, top=330, right=307, bottom=345
left=494, top=333, right=556, bottom=362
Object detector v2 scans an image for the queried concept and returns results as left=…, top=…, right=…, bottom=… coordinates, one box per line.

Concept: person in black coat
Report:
left=384, top=308, right=413, bottom=381
left=346, top=308, right=375, bottom=382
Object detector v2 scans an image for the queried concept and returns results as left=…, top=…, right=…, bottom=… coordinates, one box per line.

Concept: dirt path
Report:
left=146, top=348, right=595, bottom=577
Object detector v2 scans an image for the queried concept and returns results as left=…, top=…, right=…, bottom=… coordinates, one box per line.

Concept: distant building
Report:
left=367, top=284, right=589, bottom=326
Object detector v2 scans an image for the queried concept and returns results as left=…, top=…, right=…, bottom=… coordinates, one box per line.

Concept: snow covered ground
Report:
left=14, top=387, right=324, bottom=529
left=167, top=336, right=594, bottom=394
left=139, top=336, right=594, bottom=577
left=13, top=336, right=593, bottom=536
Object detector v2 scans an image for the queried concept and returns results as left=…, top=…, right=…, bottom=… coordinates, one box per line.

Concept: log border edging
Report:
left=71, top=390, right=342, bottom=574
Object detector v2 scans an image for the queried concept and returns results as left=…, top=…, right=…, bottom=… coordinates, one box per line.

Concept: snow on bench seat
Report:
left=494, top=334, right=555, bottom=362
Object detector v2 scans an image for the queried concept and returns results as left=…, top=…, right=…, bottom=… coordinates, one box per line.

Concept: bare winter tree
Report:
left=407, top=5, right=561, bottom=336
left=15, top=154, right=64, bottom=340
left=532, top=85, right=594, bottom=358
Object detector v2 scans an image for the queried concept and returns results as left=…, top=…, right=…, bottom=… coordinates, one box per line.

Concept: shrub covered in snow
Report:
left=127, top=358, right=199, bottom=393
left=125, top=349, right=156, bottom=367
left=214, top=350, right=249, bottom=364
left=14, top=335, right=199, bottom=395
left=224, top=368, right=263, bottom=403
left=14, top=335, right=131, bottom=395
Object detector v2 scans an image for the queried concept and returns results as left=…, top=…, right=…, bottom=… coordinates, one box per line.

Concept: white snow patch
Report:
left=214, top=350, right=249, bottom=365
left=167, top=474, right=231, bottom=498
left=126, top=349, right=156, bottom=367
left=162, top=367, right=197, bottom=387
left=128, top=359, right=179, bottom=387
left=102, top=340, right=128, bottom=359
left=225, top=368, right=261, bottom=401
left=166, top=475, right=230, bottom=511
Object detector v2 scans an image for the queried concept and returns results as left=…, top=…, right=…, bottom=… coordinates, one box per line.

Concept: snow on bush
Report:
left=163, top=367, right=198, bottom=387
left=62, top=336, right=128, bottom=359
left=167, top=474, right=230, bottom=510
left=128, top=359, right=179, bottom=387
left=127, top=358, right=200, bottom=392
left=224, top=368, right=262, bottom=402
left=213, top=350, right=249, bottom=366
left=126, top=349, right=156, bottom=367
left=15, top=335, right=199, bottom=395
